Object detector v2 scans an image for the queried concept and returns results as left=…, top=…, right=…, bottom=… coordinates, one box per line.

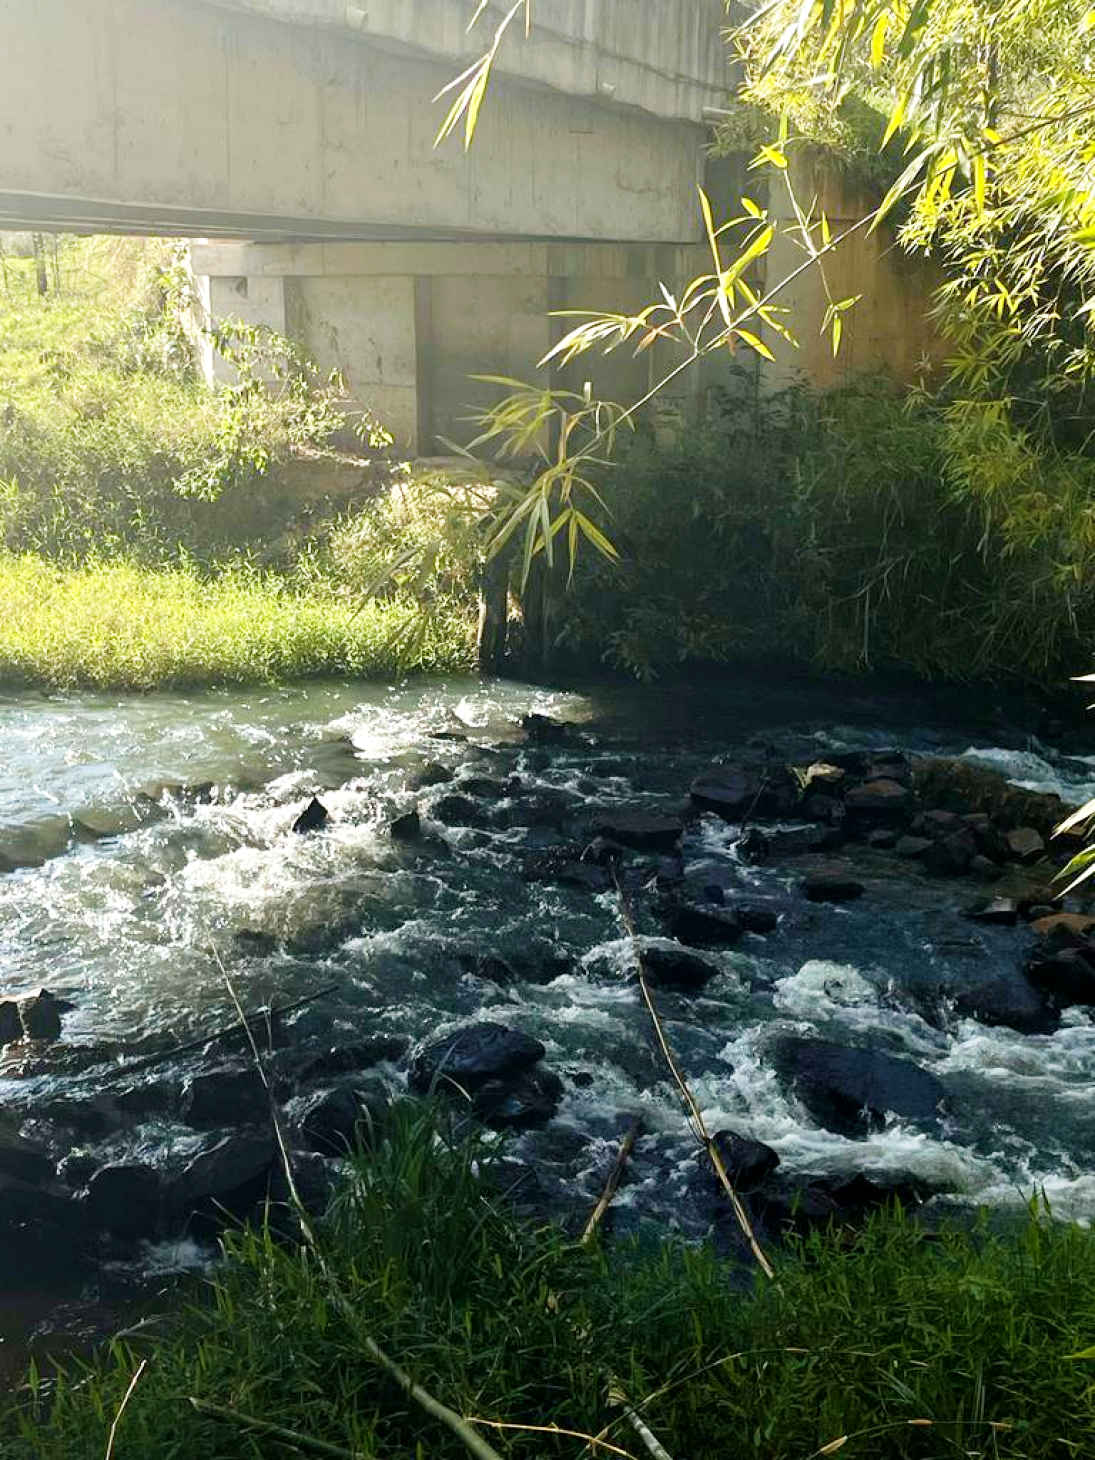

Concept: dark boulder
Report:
left=774, top=1037, right=945, bottom=1137
left=659, top=903, right=744, bottom=948
left=866, top=828, right=897, bottom=850
left=115, top=1079, right=177, bottom=1118
left=292, top=797, right=330, bottom=835
left=295, top=1038, right=409, bottom=1084
left=87, top=1164, right=161, bottom=1239
left=390, top=809, right=422, bottom=843
left=587, top=808, right=684, bottom=853
left=234, top=930, right=279, bottom=957
left=431, top=793, right=494, bottom=829
left=497, top=789, right=575, bottom=831
left=640, top=944, right=721, bottom=991
left=709, top=1130, right=780, bottom=1190
left=0, top=1000, right=21, bottom=1042
left=408, top=761, right=454, bottom=790
left=20, top=990, right=66, bottom=1041
left=948, top=972, right=1058, bottom=1034
left=409, top=1022, right=546, bottom=1094
left=913, top=758, right=1074, bottom=841
left=458, top=775, right=515, bottom=800
left=800, top=872, right=865, bottom=903
left=181, top=1067, right=269, bottom=1129
left=844, top=779, right=914, bottom=824
left=521, top=713, right=576, bottom=746
left=924, top=826, right=978, bottom=874
left=0, top=1176, right=86, bottom=1284
left=472, top=1068, right=563, bottom=1129
left=0, top=1138, right=54, bottom=1186
left=896, top=835, right=933, bottom=859
left=964, top=897, right=1020, bottom=926
left=1026, top=946, right=1095, bottom=1008
left=297, top=1085, right=390, bottom=1156
left=767, top=1170, right=931, bottom=1235
left=167, top=1132, right=276, bottom=1223
left=690, top=762, right=798, bottom=822
left=732, top=902, right=780, bottom=934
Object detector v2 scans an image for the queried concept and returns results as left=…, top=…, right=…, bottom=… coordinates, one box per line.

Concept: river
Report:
left=2, top=670, right=1095, bottom=1276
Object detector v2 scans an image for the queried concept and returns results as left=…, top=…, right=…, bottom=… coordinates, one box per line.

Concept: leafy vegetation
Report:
left=0, top=554, right=472, bottom=690
left=8, top=1104, right=1095, bottom=1460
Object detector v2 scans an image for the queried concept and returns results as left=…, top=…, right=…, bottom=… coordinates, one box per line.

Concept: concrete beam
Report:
left=0, top=0, right=721, bottom=243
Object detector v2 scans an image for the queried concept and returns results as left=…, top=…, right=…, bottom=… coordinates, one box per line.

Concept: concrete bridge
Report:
left=0, top=1, right=933, bottom=448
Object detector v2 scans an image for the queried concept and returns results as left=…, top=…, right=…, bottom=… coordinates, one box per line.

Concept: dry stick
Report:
left=189, top=1399, right=362, bottom=1460
left=581, top=1117, right=643, bottom=1247
left=614, top=880, right=776, bottom=1281
left=606, top=1380, right=677, bottom=1460
left=213, top=954, right=506, bottom=1460
left=104, top=1358, right=148, bottom=1460
left=93, top=982, right=339, bottom=1084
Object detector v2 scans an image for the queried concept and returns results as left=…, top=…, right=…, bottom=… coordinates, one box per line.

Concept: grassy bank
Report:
left=0, top=555, right=474, bottom=689
left=8, top=1105, right=1095, bottom=1459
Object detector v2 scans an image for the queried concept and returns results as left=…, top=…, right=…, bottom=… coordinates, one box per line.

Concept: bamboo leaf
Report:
left=736, top=328, right=776, bottom=361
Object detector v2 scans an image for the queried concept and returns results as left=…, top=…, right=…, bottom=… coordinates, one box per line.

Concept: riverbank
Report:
left=0, top=554, right=474, bottom=689
left=7, top=1104, right=1095, bottom=1460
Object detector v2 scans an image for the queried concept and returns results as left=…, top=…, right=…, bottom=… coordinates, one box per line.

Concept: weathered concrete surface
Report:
left=0, top=0, right=731, bottom=242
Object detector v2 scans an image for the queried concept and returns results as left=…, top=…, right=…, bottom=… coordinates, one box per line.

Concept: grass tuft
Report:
left=0, top=554, right=474, bottom=689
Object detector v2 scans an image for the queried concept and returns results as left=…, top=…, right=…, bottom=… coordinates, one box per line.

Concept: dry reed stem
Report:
left=614, top=882, right=776, bottom=1281
left=214, top=953, right=506, bottom=1460
left=467, top=1417, right=639, bottom=1457
left=104, top=1358, right=147, bottom=1460
left=581, top=1117, right=643, bottom=1247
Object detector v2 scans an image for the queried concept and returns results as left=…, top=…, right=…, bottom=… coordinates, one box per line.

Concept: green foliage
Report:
left=0, top=554, right=473, bottom=690
left=558, top=374, right=1095, bottom=684
left=8, top=1105, right=1095, bottom=1459
left=0, top=236, right=374, bottom=563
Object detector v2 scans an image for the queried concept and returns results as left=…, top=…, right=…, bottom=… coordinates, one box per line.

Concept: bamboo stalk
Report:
left=614, top=880, right=775, bottom=1280
left=607, top=1380, right=677, bottom=1460
left=95, top=981, right=339, bottom=1084
left=581, top=1117, right=643, bottom=1247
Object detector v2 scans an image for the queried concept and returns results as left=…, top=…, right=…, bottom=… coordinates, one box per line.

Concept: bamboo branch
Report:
left=214, top=953, right=506, bottom=1460
left=614, top=880, right=775, bottom=1280
left=607, top=1380, right=677, bottom=1460
left=581, top=1117, right=642, bottom=1247
left=189, top=1399, right=363, bottom=1459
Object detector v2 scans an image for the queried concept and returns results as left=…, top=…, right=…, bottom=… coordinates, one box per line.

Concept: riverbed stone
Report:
left=472, top=1068, right=563, bottom=1129
left=690, top=762, right=798, bottom=822
left=1007, top=826, right=1046, bottom=863
left=521, top=713, right=576, bottom=746
left=167, top=1131, right=276, bottom=1221
left=1025, top=946, right=1095, bottom=1007
left=295, top=1038, right=409, bottom=1085
left=409, top=1022, right=545, bottom=1093
left=296, top=1085, right=390, bottom=1156
left=925, top=826, right=978, bottom=874
left=640, top=944, right=722, bottom=990
left=586, top=808, right=685, bottom=853
left=773, top=1037, right=945, bottom=1137
left=709, top=1130, right=780, bottom=1190
left=896, top=835, right=933, bottom=859
left=181, top=1067, right=269, bottom=1129
left=87, top=1163, right=161, bottom=1238
left=409, top=761, right=454, bottom=790
left=844, top=778, right=914, bottom=824
left=800, top=871, right=865, bottom=903
left=431, top=793, right=494, bottom=829
left=964, top=896, right=1020, bottom=926
left=1031, top=912, right=1095, bottom=941
left=948, top=972, right=1058, bottom=1034
left=659, top=903, right=744, bottom=948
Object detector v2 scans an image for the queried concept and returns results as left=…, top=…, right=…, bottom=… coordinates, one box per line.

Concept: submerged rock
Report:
left=20, top=990, right=67, bottom=1042
left=0, top=1175, right=86, bottom=1284
left=947, top=972, right=1058, bottom=1034
left=659, top=903, right=744, bottom=948
left=472, top=1068, right=563, bottom=1129
left=296, top=1085, right=390, bottom=1156
left=409, top=1022, right=546, bottom=1093
left=521, top=713, right=577, bottom=746
left=964, top=896, right=1020, bottom=926
left=774, top=1037, right=945, bottom=1137
left=431, top=793, right=494, bottom=829
left=409, top=761, right=454, bottom=790
left=167, top=1131, right=276, bottom=1223
left=0, top=1000, right=22, bottom=1042
left=800, top=871, right=865, bottom=903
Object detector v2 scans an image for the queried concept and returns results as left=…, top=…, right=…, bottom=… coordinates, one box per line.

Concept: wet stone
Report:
left=964, top=896, right=1020, bottom=926
left=800, top=872, right=865, bottom=903
left=709, top=1130, right=780, bottom=1191
left=87, top=1164, right=161, bottom=1239
left=896, top=835, right=933, bottom=859
left=473, top=1068, right=563, bottom=1130
left=640, top=944, right=721, bottom=991
left=774, top=1037, right=945, bottom=1137
left=586, top=808, right=685, bottom=853
left=431, top=793, right=494, bottom=829
left=408, top=761, right=454, bottom=790
left=181, top=1067, right=270, bottom=1130
left=659, top=903, right=744, bottom=948
left=295, top=1038, right=409, bottom=1085
left=409, top=1022, right=545, bottom=1093
left=20, top=990, right=66, bottom=1042
left=0, top=1000, right=21, bottom=1042
left=292, top=797, right=330, bottom=835
left=948, top=972, right=1058, bottom=1035
left=1006, top=826, right=1046, bottom=863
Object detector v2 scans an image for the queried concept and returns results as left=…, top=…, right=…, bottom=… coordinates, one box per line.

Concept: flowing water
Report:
left=3, top=671, right=1095, bottom=1254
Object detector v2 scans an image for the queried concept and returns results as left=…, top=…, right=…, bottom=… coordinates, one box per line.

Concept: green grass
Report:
left=8, top=1103, right=1095, bottom=1460
left=0, top=554, right=474, bottom=689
